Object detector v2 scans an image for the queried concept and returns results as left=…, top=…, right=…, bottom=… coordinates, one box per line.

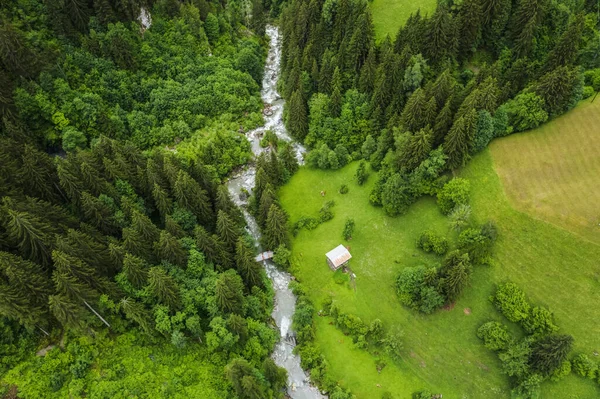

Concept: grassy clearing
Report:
left=490, top=98, right=600, bottom=245
left=369, top=0, right=437, bottom=40
left=279, top=154, right=600, bottom=398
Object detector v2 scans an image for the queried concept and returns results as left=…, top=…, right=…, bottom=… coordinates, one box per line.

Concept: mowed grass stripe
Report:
left=490, top=98, right=600, bottom=244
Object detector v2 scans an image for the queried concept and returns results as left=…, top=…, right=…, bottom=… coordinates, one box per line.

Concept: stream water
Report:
left=226, top=26, right=325, bottom=399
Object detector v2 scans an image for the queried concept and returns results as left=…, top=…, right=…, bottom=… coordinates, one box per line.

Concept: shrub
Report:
left=522, top=306, right=558, bottom=337
left=498, top=338, right=533, bottom=378
left=550, top=360, right=571, bottom=382
left=396, top=266, right=444, bottom=314
left=493, top=282, right=530, bottom=323
left=572, top=353, right=598, bottom=379
left=457, top=227, right=494, bottom=265
left=356, top=160, right=368, bottom=185
left=381, top=327, right=404, bottom=361
left=343, top=218, right=355, bottom=240
left=273, top=244, right=291, bottom=268
left=477, top=321, right=511, bottom=351
left=417, top=231, right=449, bottom=255
left=582, top=85, right=594, bottom=99
left=413, top=390, right=434, bottom=399
left=339, top=184, right=349, bottom=194
left=319, top=200, right=335, bottom=222
left=437, top=178, right=470, bottom=215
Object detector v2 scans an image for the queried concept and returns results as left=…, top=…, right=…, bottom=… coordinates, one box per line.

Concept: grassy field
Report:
left=369, top=0, right=437, bottom=39
left=490, top=98, right=600, bottom=245
left=278, top=155, right=600, bottom=398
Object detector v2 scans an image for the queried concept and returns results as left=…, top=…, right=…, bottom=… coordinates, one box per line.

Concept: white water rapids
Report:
left=226, top=26, right=326, bottom=399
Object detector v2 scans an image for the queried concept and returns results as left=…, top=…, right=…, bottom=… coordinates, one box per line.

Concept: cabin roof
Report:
left=325, top=244, right=352, bottom=268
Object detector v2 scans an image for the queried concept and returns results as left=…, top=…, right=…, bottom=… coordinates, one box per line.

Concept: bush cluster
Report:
left=416, top=231, right=449, bottom=255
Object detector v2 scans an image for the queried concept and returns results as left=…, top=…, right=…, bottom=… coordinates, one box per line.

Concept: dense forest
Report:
left=0, top=0, right=292, bottom=397
left=281, top=0, right=600, bottom=216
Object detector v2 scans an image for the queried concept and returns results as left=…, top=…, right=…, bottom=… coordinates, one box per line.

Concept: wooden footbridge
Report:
left=255, top=251, right=274, bottom=262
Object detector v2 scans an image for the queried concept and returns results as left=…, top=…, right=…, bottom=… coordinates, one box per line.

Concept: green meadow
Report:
left=369, top=0, right=437, bottom=39
left=278, top=151, right=600, bottom=398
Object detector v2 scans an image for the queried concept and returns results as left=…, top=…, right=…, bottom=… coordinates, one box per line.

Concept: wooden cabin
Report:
left=326, top=245, right=352, bottom=271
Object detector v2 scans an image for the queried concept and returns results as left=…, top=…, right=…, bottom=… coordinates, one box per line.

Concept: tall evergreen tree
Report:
left=530, top=334, right=574, bottom=375
left=154, top=230, right=187, bottom=267
left=147, top=266, right=180, bottom=309
left=287, top=90, right=308, bottom=141
left=263, top=204, right=290, bottom=250
left=123, top=253, right=148, bottom=288
left=215, top=269, right=245, bottom=314
left=217, top=210, right=242, bottom=253
left=443, top=109, right=478, bottom=169
left=174, top=170, right=214, bottom=229
left=235, top=238, right=263, bottom=289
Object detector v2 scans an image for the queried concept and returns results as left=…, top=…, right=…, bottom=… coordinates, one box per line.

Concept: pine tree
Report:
left=235, top=238, right=263, bottom=289
left=279, top=143, right=299, bottom=178
left=57, top=160, right=84, bottom=205
left=0, top=252, right=52, bottom=303
left=174, top=170, right=214, bottom=228
left=534, top=66, right=582, bottom=117
left=165, top=215, right=186, bottom=238
left=443, top=109, right=478, bottom=169
left=510, top=0, right=547, bottom=57
left=131, top=211, right=160, bottom=244
left=358, top=47, right=376, bottom=94
left=545, top=13, right=585, bottom=71
left=426, top=3, right=458, bottom=64
left=442, top=261, right=472, bottom=302
left=401, top=127, right=433, bottom=171
left=217, top=210, right=242, bottom=253
left=19, top=144, right=61, bottom=202
left=434, top=98, right=455, bottom=146
left=423, top=96, right=438, bottom=128
left=49, top=294, right=84, bottom=329
left=215, top=185, right=244, bottom=227
left=154, top=230, right=187, bottom=267
left=147, top=266, right=180, bottom=309
left=152, top=183, right=173, bottom=219
left=120, top=297, right=154, bottom=334
left=263, top=204, right=290, bottom=250
left=530, top=334, right=574, bottom=375
left=1, top=202, right=54, bottom=266
left=123, top=253, right=148, bottom=288
left=215, top=269, right=245, bottom=314
left=123, top=226, right=153, bottom=261
left=429, top=69, right=457, bottom=109
left=399, top=88, right=426, bottom=132
left=56, top=229, right=114, bottom=275
left=194, top=225, right=229, bottom=269
left=287, top=90, right=308, bottom=141
left=0, top=281, right=46, bottom=327
left=257, top=184, right=277, bottom=228
left=80, top=192, right=117, bottom=235
left=457, top=0, right=483, bottom=60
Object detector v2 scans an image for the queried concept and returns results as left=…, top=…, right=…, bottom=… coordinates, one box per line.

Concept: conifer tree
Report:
left=56, top=229, right=114, bottom=275
left=426, top=3, right=458, bottom=64
left=194, top=225, right=228, bottom=269
left=0, top=252, right=52, bottom=302
left=457, top=0, right=483, bottom=60
left=423, top=96, right=438, bottom=128
left=263, top=205, right=290, bottom=250
left=401, top=127, right=433, bottom=171
left=510, top=0, right=547, bottom=57
left=174, top=170, right=214, bottom=228
left=279, top=143, right=299, bottom=178
left=215, top=269, right=245, bottom=314
left=120, top=297, right=154, bottom=335
left=123, top=253, right=148, bottom=288
left=533, top=66, right=582, bottom=117
left=257, top=184, right=277, bottom=228
left=1, top=202, right=54, bottom=266
left=545, top=13, right=584, bottom=71
left=399, top=88, right=426, bottom=132
left=147, top=266, right=180, bottom=309
left=357, top=48, right=375, bottom=95
left=49, top=294, right=84, bottom=329
left=57, top=160, right=84, bottom=205
left=442, top=260, right=472, bottom=302
left=329, top=67, right=343, bottom=117
left=154, top=230, right=187, bottom=267
left=123, top=226, right=153, bottom=261
left=216, top=185, right=244, bottom=227
left=530, top=334, right=574, bottom=375
left=434, top=98, right=455, bottom=146
left=443, top=109, right=478, bottom=169
left=0, top=281, right=46, bottom=328
left=152, top=183, right=173, bottom=219
left=235, top=238, right=263, bottom=289
left=80, top=192, right=118, bottom=235
left=165, top=215, right=186, bottom=238
left=287, top=90, right=308, bottom=141
left=217, top=210, right=242, bottom=252
left=19, top=145, right=61, bottom=202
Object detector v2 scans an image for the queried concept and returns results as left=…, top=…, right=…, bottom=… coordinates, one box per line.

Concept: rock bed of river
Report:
left=226, top=26, right=326, bottom=399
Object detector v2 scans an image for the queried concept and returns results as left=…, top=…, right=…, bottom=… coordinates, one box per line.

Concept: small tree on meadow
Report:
left=343, top=218, right=355, bottom=240
left=356, top=161, right=368, bottom=185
